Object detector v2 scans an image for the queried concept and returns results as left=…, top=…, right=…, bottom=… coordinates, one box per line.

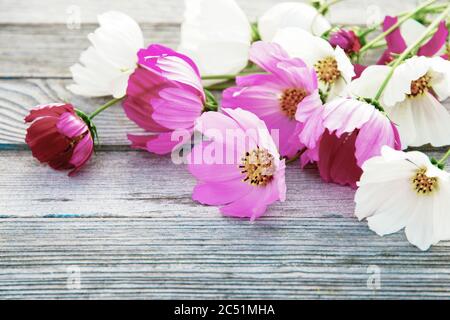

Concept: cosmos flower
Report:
left=25, top=104, right=94, bottom=176
left=123, top=44, right=206, bottom=155
left=178, top=0, right=252, bottom=85
left=355, top=146, right=450, bottom=251
left=350, top=56, right=450, bottom=148
left=378, top=17, right=448, bottom=65
left=258, top=2, right=331, bottom=41
left=222, top=41, right=322, bottom=158
left=329, top=29, right=361, bottom=55
left=301, top=97, right=401, bottom=188
left=273, top=27, right=355, bottom=99
left=188, top=108, right=286, bottom=220
left=68, top=11, right=144, bottom=98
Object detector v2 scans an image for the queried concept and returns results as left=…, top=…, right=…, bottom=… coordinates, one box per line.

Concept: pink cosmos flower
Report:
left=329, top=29, right=361, bottom=55
left=222, top=41, right=322, bottom=158
left=378, top=17, right=448, bottom=65
left=188, top=108, right=286, bottom=220
left=123, top=44, right=205, bottom=155
left=300, top=97, right=402, bottom=188
left=25, top=104, right=94, bottom=176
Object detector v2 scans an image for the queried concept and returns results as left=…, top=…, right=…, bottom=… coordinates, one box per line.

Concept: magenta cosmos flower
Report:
left=300, top=97, right=402, bottom=188
left=329, top=29, right=361, bottom=55
left=378, top=17, right=448, bottom=65
left=25, top=104, right=94, bottom=176
left=222, top=41, right=322, bottom=158
left=123, top=44, right=207, bottom=154
left=188, top=108, right=286, bottom=220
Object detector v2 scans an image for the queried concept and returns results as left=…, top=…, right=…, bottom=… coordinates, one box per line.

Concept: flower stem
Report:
left=374, top=4, right=450, bottom=101
left=359, top=0, right=438, bottom=54
left=89, top=97, right=124, bottom=120
left=319, top=0, right=344, bottom=15
left=285, top=148, right=307, bottom=164
left=438, top=148, right=450, bottom=166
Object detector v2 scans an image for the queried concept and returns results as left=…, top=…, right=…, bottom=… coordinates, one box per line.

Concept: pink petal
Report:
left=24, top=104, right=74, bottom=123
left=353, top=64, right=367, bottom=79
left=355, top=112, right=400, bottom=166
left=318, top=130, right=362, bottom=189
left=219, top=187, right=269, bottom=220
left=69, top=133, right=94, bottom=175
left=151, top=87, right=203, bottom=130
left=192, top=178, right=253, bottom=206
left=124, top=67, right=170, bottom=132
left=138, top=44, right=204, bottom=99
left=127, top=133, right=158, bottom=150
left=57, top=112, right=88, bottom=138
left=187, top=142, right=246, bottom=182
left=147, top=131, right=190, bottom=155
left=418, top=21, right=448, bottom=57
left=383, top=16, right=407, bottom=54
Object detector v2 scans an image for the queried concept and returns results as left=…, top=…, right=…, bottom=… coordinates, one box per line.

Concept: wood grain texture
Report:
left=0, top=0, right=418, bottom=78
left=2, top=78, right=450, bottom=147
left=0, top=150, right=356, bottom=218
left=1, top=216, right=450, bottom=299
left=0, top=0, right=418, bottom=24
left=2, top=0, right=450, bottom=300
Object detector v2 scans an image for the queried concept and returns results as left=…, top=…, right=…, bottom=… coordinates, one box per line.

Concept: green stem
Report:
left=201, top=74, right=237, bottom=81
left=438, top=148, right=450, bottom=166
left=201, top=72, right=267, bottom=81
left=319, top=0, right=344, bottom=15
left=374, top=4, right=450, bottom=101
left=89, top=97, right=124, bottom=120
left=285, top=149, right=307, bottom=164
left=359, top=0, right=438, bottom=54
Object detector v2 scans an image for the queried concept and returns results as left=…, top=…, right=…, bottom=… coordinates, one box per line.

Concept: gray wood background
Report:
left=1, top=0, right=450, bottom=299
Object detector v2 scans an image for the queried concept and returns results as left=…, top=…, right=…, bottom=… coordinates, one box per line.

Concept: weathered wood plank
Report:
left=1, top=216, right=450, bottom=299
left=2, top=78, right=450, bottom=147
left=0, top=79, right=141, bottom=145
left=0, top=0, right=418, bottom=25
left=0, top=150, right=356, bottom=218
left=0, top=0, right=418, bottom=78
left=0, top=24, right=180, bottom=78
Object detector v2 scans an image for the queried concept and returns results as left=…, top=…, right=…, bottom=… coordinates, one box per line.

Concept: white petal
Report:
left=396, top=93, right=450, bottom=147
left=334, top=46, right=355, bottom=84
left=428, top=57, right=450, bottom=101
left=405, top=197, right=437, bottom=251
left=400, top=19, right=427, bottom=47
left=68, top=11, right=143, bottom=98
left=434, top=179, right=450, bottom=241
left=386, top=99, right=416, bottom=149
left=258, top=2, right=331, bottom=41
left=349, top=65, right=391, bottom=100
left=383, top=56, right=430, bottom=107
left=366, top=180, right=417, bottom=236
left=178, top=0, right=251, bottom=83
left=272, top=27, right=332, bottom=66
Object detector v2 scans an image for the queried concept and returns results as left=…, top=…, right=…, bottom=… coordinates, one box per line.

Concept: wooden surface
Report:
left=2, top=0, right=450, bottom=300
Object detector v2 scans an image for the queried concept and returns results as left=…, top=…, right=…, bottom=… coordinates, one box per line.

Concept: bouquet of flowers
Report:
left=24, top=0, right=450, bottom=251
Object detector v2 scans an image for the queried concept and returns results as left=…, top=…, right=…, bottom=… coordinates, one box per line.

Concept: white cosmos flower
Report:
left=273, top=27, right=355, bottom=99
left=68, top=11, right=144, bottom=98
left=258, top=2, right=331, bottom=41
left=178, top=0, right=252, bottom=85
left=355, top=146, right=450, bottom=251
left=349, top=56, right=450, bottom=148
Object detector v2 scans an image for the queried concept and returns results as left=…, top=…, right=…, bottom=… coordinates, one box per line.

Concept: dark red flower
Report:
left=329, top=29, right=361, bottom=54
left=25, top=104, right=94, bottom=176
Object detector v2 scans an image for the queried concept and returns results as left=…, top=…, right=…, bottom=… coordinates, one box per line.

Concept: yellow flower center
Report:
left=239, top=147, right=275, bottom=186
left=280, top=88, right=308, bottom=120
left=409, top=74, right=432, bottom=97
left=412, top=168, right=438, bottom=195
left=314, top=56, right=341, bottom=84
